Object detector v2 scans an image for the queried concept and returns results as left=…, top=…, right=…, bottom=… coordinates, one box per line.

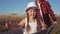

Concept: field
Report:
left=0, top=14, right=60, bottom=34
left=51, top=15, right=60, bottom=34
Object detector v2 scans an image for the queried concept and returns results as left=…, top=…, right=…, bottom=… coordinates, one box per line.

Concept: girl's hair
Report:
left=26, top=9, right=42, bottom=32
left=26, top=13, right=31, bottom=32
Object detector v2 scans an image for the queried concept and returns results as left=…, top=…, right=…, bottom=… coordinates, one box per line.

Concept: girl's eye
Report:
left=29, top=10, right=32, bottom=12
left=30, top=10, right=32, bottom=12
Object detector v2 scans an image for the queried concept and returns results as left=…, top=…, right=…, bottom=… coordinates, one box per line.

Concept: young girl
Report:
left=16, top=2, right=46, bottom=34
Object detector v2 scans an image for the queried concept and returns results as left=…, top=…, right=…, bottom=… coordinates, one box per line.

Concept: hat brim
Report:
left=26, top=7, right=38, bottom=12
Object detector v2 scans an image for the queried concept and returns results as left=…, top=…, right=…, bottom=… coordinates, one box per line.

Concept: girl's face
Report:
left=27, top=9, right=37, bottom=18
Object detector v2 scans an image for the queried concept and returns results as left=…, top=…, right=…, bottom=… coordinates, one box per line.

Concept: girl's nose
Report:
left=32, top=10, right=34, bottom=13
left=31, top=11, right=34, bottom=14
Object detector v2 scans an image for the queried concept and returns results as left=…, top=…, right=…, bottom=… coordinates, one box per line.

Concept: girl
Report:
left=16, top=2, right=46, bottom=34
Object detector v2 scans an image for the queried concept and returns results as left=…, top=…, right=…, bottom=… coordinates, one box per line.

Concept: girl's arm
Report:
left=40, top=20, right=46, bottom=30
left=17, top=19, right=25, bottom=29
left=11, top=19, right=25, bottom=30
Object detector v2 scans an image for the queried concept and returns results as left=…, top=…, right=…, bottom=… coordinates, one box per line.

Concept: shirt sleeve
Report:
left=46, top=1, right=57, bottom=21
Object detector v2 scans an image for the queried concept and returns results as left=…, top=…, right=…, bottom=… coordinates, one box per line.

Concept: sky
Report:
left=0, top=0, right=60, bottom=14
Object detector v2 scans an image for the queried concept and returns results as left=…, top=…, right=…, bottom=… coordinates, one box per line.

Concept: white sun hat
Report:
left=26, top=2, right=38, bottom=11
left=27, top=2, right=37, bottom=8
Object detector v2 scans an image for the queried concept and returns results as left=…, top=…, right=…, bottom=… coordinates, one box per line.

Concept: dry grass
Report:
left=0, top=14, right=60, bottom=34
left=0, top=14, right=25, bottom=31
left=51, top=16, right=60, bottom=34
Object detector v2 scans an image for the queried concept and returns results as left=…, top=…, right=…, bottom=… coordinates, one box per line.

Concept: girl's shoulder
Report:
left=24, top=17, right=27, bottom=20
left=20, top=17, right=27, bottom=24
left=23, top=17, right=27, bottom=24
left=22, top=17, right=27, bottom=22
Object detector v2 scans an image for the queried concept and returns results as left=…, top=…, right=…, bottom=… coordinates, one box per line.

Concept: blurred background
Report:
left=0, top=0, right=60, bottom=34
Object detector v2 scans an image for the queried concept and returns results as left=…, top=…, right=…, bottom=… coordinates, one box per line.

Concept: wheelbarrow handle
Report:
left=48, top=24, right=56, bottom=34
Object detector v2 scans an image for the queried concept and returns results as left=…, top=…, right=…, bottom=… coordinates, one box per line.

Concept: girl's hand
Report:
left=41, top=26, right=46, bottom=30
left=41, top=22, right=47, bottom=30
left=41, top=24, right=46, bottom=30
left=11, top=25, right=21, bottom=31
